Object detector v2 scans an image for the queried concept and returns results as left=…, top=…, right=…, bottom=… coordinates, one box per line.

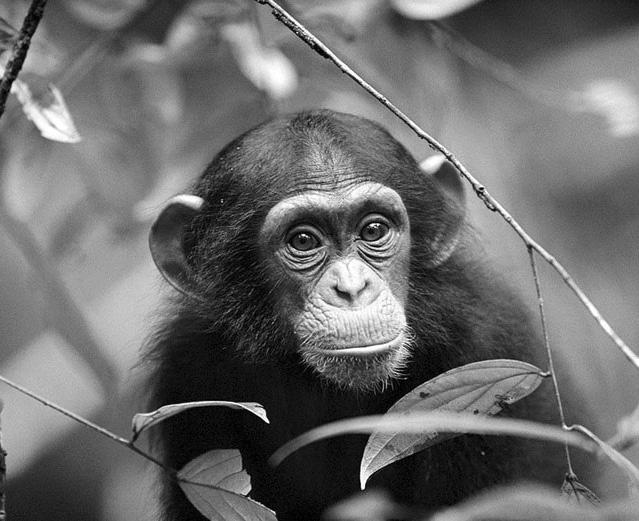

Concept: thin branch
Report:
left=254, top=0, right=639, bottom=371
left=0, top=373, right=173, bottom=474
left=527, top=246, right=573, bottom=474
left=0, top=373, right=129, bottom=446
left=0, top=0, right=48, bottom=120
left=0, top=374, right=258, bottom=495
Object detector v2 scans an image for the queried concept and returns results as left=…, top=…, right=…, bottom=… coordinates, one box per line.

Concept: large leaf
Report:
left=178, top=450, right=277, bottom=521
left=571, top=425, right=639, bottom=490
left=269, top=412, right=595, bottom=468
left=430, top=484, right=638, bottom=521
left=131, top=401, right=269, bottom=441
left=361, top=359, right=547, bottom=487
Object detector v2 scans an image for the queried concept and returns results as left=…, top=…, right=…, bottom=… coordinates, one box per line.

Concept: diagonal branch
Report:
left=0, top=0, right=48, bottom=119
left=254, top=0, right=639, bottom=371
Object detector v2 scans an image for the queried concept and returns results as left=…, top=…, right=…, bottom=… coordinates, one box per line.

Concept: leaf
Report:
left=561, top=473, right=601, bottom=506
left=221, top=22, right=298, bottom=100
left=570, top=425, right=639, bottom=491
left=131, top=401, right=269, bottom=441
left=390, top=0, right=487, bottom=20
left=322, top=490, right=410, bottom=521
left=180, top=450, right=251, bottom=496
left=430, top=485, right=638, bottom=521
left=608, top=401, right=639, bottom=452
left=10, top=79, right=81, bottom=143
left=63, top=0, right=146, bottom=30
left=576, top=79, right=639, bottom=138
left=178, top=450, right=277, bottom=521
left=304, top=0, right=383, bottom=40
left=361, top=359, right=547, bottom=487
left=269, top=412, right=596, bottom=469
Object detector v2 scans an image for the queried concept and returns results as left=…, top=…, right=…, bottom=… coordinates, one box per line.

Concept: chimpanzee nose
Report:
left=321, top=259, right=381, bottom=308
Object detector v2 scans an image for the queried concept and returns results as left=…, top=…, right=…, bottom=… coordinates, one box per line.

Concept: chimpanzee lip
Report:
left=314, top=333, right=404, bottom=358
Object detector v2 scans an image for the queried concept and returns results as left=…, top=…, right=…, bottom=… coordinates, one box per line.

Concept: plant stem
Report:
left=527, top=247, right=573, bottom=474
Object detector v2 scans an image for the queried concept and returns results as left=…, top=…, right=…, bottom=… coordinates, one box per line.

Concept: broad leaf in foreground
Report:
left=269, top=412, right=594, bottom=469
left=178, top=450, right=277, bottom=521
left=360, top=359, right=547, bottom=487
left=430, top=484, right=638, bottom=521
left=131, top=401, right=269, bottom=441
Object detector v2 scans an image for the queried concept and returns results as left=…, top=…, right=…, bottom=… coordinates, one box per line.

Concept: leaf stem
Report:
left=527, top=247, right=573, bottom=474
left=253, top=0, right=639, bottom=372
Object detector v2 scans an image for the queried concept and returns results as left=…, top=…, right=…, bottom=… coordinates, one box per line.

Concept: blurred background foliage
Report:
left=1, top=0, right=639, bottom=519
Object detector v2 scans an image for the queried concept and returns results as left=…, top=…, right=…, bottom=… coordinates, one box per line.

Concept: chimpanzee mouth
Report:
left=312, top=332, right=406, bottom=358
left=300, top=329, right=414, bottom=393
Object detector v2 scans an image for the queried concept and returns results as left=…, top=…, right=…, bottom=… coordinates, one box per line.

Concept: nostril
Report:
left=320, top=259, right=381, bottom=308
left=335, top=277, right=367, bottom=301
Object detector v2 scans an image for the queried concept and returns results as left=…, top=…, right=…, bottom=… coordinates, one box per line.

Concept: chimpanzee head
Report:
left=149, top=110, right=464, bottom=392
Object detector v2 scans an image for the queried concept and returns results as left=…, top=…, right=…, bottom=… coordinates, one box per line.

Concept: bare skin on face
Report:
left=261, top=182, right=412, bottom=391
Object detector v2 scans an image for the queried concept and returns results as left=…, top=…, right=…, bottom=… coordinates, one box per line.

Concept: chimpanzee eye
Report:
left=360, top=221, right=389, bottom=242
left=289, top=231, right=320, bottom=252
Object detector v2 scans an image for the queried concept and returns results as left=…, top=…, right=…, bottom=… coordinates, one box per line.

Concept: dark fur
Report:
left=145, top=110, right=564, bottom=520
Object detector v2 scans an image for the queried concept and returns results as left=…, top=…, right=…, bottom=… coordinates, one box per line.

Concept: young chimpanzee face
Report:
left=260, top=180, right=412, bottom=392
left=149, top=110, right=464, bottom=393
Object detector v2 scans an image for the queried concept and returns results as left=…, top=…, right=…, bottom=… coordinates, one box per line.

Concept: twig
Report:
left=0, top=373, right=173, bottom=475
left=528, top=247, right=573, bottom=474
left=0, top=373, right=255, bottom=494
left=253, top=0, right=639, bottom=371
left=0, top=0, right=48, bottom=120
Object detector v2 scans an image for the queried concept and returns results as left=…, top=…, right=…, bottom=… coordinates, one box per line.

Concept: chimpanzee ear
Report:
left=149, top=195, right=204, bottom=298
left=419, top=155, right=466, bottom=267
left=419, top=154, right=465, bottom=207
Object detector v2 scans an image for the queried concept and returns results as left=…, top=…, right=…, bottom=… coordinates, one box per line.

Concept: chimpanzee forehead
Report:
left=280, top=165, right=376, bottom=195
left=263, top=133, right=405, bottom=197
left=234, top=110, right=419, bottom=195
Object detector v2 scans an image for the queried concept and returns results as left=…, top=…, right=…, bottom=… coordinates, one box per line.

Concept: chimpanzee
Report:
left=145, top=110, right=566, bottom=520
